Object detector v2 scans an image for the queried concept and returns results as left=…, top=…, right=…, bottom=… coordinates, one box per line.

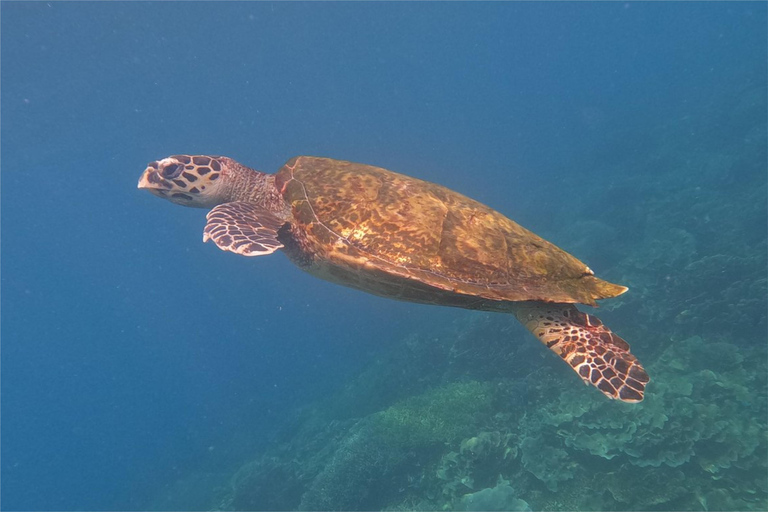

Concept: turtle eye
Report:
left=161, top=163, right=183, bottom=179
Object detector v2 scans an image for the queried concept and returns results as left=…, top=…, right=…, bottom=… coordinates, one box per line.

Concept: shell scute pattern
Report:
left=298, top=159, right=446, bottom=269
left=277, top=156, right=614, bottom=304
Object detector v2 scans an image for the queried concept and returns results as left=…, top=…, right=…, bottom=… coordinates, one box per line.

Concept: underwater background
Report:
left=1, top=2, right=766, bottom=511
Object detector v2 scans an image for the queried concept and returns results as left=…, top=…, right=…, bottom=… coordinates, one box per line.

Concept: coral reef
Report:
left=516, top=335, right=767, bottom=510
left=299, top=381, right=494, bottom=510
left=214, top=325, right=766, bottom=511
left=456, top=479, right=531, bottom=511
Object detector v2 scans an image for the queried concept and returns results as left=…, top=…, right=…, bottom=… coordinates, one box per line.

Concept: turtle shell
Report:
left=274, top=156, right=626, bottom=307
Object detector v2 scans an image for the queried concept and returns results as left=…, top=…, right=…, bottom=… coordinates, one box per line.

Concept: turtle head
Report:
left=138, top=155, right=231, bottom=208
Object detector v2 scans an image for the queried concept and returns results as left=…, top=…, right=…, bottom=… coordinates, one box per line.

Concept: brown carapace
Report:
left=139, top=155, right=649, bottom=402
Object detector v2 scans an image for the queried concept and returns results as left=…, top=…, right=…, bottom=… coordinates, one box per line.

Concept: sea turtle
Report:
left=138, top=155, right=649, bottom=402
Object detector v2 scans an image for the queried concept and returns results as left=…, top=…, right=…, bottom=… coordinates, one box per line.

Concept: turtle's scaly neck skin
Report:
left=220, top=158, right=288, bottom=217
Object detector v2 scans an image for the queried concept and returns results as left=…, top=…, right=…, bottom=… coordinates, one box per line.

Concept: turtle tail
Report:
left=511, top=301, right=649, bottom=402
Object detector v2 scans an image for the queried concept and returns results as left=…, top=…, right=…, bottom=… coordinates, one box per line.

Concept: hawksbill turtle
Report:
left=138, top=155, right=649, bottom=402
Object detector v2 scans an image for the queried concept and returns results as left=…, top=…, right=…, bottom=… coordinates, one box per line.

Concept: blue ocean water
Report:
left=1, top=2, right=765, bottom=511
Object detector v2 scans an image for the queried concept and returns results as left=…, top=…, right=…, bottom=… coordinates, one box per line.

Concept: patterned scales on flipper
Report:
left=512, top=302, right=649, bottom=402
left=203, top=201, right=285, bottom=256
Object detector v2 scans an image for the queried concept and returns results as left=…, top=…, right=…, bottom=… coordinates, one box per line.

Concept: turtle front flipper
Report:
left=203, top=202, right=286, bottom=256
left=511, top=302, right=649, bottom=402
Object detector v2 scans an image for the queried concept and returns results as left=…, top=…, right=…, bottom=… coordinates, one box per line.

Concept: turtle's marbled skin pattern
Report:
left=274, top=156, right=625, bottom=308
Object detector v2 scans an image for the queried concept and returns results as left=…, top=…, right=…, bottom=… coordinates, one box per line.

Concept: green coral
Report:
left=520, top=436, right=577, bottom=491
left=373, top=380, right=494, bottom=446
left=298, top=420, right=409, bottom=511
left=457, top=480, right=531, bottom=511
left=299, top=381, right=494, bottom=510
left=430, top=430, right=519, bottom=509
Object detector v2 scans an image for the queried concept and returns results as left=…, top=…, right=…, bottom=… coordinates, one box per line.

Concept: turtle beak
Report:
left=137, top=171, right=151, bottom=189
left=137, top=164, right=166, bottom=191
left=137, top=165, right=173, bottom=203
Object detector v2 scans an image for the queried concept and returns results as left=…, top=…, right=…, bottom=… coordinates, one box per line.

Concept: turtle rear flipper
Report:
left=204, top=202, right=286, bottom=256
left=512, top=302, right=649, bottom=402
